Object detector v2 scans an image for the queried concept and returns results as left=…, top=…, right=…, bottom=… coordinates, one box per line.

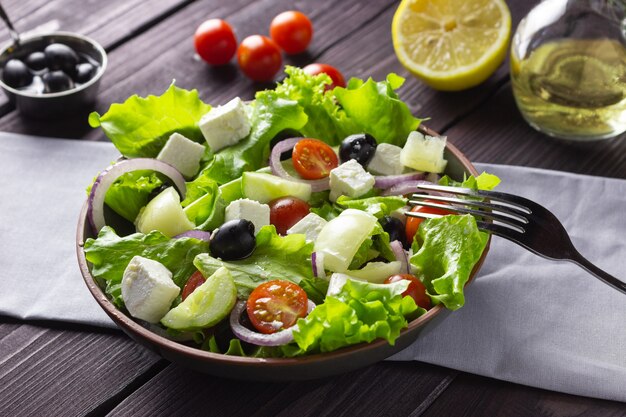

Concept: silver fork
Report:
left=406, top=183, right=626, bottom=295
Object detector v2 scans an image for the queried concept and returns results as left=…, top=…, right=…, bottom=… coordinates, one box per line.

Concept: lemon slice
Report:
left=392, top=0, right=511, bottom=91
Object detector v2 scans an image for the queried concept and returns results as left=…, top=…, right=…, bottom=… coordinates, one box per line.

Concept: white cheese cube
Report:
left=156, top=132, right=205, bottom=178
left=198, top=97, right=251, bottom=152
left=400, top=131, right=448, bottom=173
left=121, top=256, right=180, bottom=323
left=367, top=143, right=404, bottom=176
left=224, top=198, right=270, bottom=235
left=286, top=212, right=327, bottom=242
left=329, top=159, right=375, bottom=201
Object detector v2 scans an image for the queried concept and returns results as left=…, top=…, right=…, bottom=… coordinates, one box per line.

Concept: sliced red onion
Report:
left=374, top=171, right=426, bottom=189
left=311, top=252, right=326, bottom=279
left=381, top=180, right=438, bottom=197
left=229, top=299, right=316, bottom=346
left=390, top=240, right=410, bottom=274
left=87, top=158, right=186, bottom=235
left=174, top=230, right=211, bottom=241
left=269, top=137, right=331, bottom=192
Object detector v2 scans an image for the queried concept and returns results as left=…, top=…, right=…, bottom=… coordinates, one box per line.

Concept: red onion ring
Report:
left=311, top=252, right=326, bottom=279
left=390, top=240, right=410, bottom=274
left=174, top=230, right=211, bottom=241
left=381, top=180, right=439, bottom=197
left=269, top=137, right=331, bottom=192
left=374, top=172, right=426, bottom=189
left=229, top=299, right=316, bottom=346
left=87, top=158, right=187, bottom=235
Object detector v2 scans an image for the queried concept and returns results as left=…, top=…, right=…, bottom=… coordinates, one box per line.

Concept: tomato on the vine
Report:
left=182, top=271, right=206, bottom=301
left=194, top=19, right=237, bottom=66
left=292, top=138, right=339, bottom=180
left=385, top=273, right=431, bottom=309
left=405, top=201, right=452, bottom=244
left=269, top=196, right=310, bottom=235
left=303, top=63, right=346, bottom=89
left=246, top=280, right=308, bottom=334
left=270, top=11, right=313, bottom=54
left=237, top=35, right=282, bottom=82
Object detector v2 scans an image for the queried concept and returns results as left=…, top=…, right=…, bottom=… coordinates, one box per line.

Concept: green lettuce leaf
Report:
left=83, top=226, right=209, bottom=307
left=89, top=83, right=211, bottom=158
left=336, top=195, right=407, bottom=219
left=181, top=172, right=226, bottom=231
left=102, top=170, right=164, bottom=222
left=410, top=215, right=488, bottom=310
left=439, top=172, right=501, bottom=191
left=194, top=225, right=314, bottom=298
left=292, top=278, right=421, bottom=354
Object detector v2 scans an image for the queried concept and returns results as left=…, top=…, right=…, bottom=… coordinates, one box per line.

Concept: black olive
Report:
left=42, top=70, right=75, bottom=93
left=339, top=133, right=377, bottom=166
left=209, top=219, right=256, bottom=260
left=25, top=52, right=47, bottom=71
left=44, top=43, right=79, bottom=74
left=2, top=59, right=33, bottom=88
left=380, top=215, right=407, bottom=248
left=74, top=62, right=96, bottom=83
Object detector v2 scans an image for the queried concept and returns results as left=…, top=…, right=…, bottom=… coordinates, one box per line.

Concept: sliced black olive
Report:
left=44, top=43, right=79, bottom=75
left=25, top=52, right=47, bottom=71
left=339, top=133, right=377, bottom=166
left=2, top=59, right=33, bottom=88
left=209, top=219, right=256, bottom=260
left=380, top=215, right=407, bottom=248
left=42, top=70, right=75, bottom=93
left=74, top=62, right=96, bottom=83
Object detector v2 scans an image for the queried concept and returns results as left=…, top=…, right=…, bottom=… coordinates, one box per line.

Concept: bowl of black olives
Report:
left=0, top=31, right=106, bottom=118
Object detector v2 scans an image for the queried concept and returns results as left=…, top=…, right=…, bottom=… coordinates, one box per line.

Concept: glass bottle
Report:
left=510, top=0, right=626, bottom=141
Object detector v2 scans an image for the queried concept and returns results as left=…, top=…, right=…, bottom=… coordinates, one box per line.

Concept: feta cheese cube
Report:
left=121, top=256, right=180, bottom=323
left=400, top=131, right=448, bottom=173
left=329, top=159, right=375, bottom=201
left=198, top=97, right=251, bottom=152
left=286, top=212, right=327, bottom=242
left=156, top=132, right=205, bottom=178
left=224, top=198, right=270, bottom=235
left=367, top=143, right=404, bottom=176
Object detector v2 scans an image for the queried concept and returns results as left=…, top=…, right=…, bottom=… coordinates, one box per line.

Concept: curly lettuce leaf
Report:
left=89, top=83, right=211, bottom=158
left=292, top=278, right=420, bottom=354
left=83, top=226, right=209, bottom=307
left=194, top=225, right=314, bottom=298
left=410, top=215, right=488, bottom=310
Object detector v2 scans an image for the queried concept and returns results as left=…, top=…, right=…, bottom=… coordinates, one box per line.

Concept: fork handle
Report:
left=569, top=252, right=626, bottom=295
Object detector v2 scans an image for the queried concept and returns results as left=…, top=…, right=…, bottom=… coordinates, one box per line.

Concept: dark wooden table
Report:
left=2, top=0, right=626, bottom=416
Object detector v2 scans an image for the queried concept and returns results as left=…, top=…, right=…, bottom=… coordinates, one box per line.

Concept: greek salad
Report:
left=83, top=66, right=498, bottom=357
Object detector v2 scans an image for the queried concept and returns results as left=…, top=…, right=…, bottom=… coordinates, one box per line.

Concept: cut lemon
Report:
left=392, top=0, right=511, bottom=91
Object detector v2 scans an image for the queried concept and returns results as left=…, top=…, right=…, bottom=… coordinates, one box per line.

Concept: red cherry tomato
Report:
left=269, top=11, right=313, bottom=54
left=269, top=196, right=310, bottom=235
left=194, top=19, right=237, bottom=66
left=246, top=280, right=308, bottom=334
left=181, top=271, right=206, bottom=301
left=292, top=138, right=339, bottom=180
left=237, top=35, right=282, bottom=82
left=303, top=63, right=346, bottom=89
left=405, top=201, right=451, bottom=244
left=385, top=274, right=431, bottom=310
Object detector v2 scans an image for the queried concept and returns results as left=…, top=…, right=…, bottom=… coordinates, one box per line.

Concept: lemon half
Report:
left=392, top=0, right=511, bottom=91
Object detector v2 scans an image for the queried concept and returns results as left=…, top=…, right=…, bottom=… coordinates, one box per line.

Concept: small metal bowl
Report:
left=0, top=32, right=107, bottom=119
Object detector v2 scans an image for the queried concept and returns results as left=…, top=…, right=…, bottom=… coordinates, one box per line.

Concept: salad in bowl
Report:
left=77, top=66, right=497, bottom=379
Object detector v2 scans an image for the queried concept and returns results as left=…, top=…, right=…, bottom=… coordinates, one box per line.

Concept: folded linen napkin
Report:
left=1, top=132, right=625, bottom=401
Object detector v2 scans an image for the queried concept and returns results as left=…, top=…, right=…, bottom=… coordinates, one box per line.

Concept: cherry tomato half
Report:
left=303, top=63, right=346, bottom=89
left=237, top=35, right=282, bottom=82
left=246, top=280, right=308, bottom=334
left=405, top=201, right=452, bottom=245
left=269, top=196, right=310, bottom=235
left=182, top=271, right=206, bottom=301
left=292, top=138, right=339, bottom=180
left=194, top=19, right=237, bottom=66
left=270, top=11, right=313, bottom=54
left=385, top=274, right=431, bottom=310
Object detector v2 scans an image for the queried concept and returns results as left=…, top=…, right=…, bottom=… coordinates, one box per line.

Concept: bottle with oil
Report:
left=511, top=0, right=626, bottom=141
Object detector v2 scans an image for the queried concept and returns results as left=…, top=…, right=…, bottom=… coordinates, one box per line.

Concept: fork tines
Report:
left=405, top=184, right=533, bottom=234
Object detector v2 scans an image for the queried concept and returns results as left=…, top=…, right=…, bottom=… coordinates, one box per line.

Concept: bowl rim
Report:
left=75, top=131, right=489, bottom=368
left=0, top=31, right=108, bottom=99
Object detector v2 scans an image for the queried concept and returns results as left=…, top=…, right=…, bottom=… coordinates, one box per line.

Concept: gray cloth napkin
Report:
left=1, top=132, right=625, bottom=401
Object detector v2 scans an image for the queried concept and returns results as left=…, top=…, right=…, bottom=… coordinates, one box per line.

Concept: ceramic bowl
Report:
left=76, top=126, right=489, bottom=381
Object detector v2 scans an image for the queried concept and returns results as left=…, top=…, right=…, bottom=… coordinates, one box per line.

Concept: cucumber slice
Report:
left=161, top=267, right=237, bottom=330
left=347, top=261, right=402, bottom=283
left=400, top=131, right=448, bottom=173
left=242, top=172, right=311, bottom=203
left=219, top=166, right=273, bottom=204
left=135, top=187, right=195, bottom=237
